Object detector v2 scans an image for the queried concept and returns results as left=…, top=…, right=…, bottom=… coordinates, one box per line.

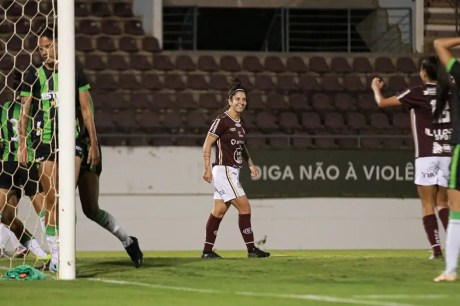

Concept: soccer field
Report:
left=1, top=250, right=458, bottom=306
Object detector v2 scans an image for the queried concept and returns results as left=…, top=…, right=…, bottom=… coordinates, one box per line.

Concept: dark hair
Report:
left=433, top=58, right=451, bottom=120
left=224, top=78, right=247, bottom=110
left=39, top=26, right=57, bottom=41
left=420, top=56, right=439, bottom=81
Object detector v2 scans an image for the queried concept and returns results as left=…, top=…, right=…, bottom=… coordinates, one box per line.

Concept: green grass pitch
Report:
left=1, top=250, right=459, bottom=306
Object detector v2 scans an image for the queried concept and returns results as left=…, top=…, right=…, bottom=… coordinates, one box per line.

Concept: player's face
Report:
left=38, top=36, right=57, bottom=65
left=228, top=91, right=247, bottom=113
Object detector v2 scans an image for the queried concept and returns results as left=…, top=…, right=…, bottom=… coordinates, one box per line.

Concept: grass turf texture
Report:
left=1, top=250, right=459, bottom=306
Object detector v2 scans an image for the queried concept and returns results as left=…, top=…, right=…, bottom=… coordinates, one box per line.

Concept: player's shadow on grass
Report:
left=77, top=257, right=203, bottom=278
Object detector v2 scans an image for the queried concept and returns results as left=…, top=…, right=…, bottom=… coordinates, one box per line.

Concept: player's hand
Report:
left=371, top=77, right=384, bottom=90
left=88, top=144, right=101, bottom=168
left=203, top=168, right=212, bottom=183
left=249, top=164, right=259, bottom=177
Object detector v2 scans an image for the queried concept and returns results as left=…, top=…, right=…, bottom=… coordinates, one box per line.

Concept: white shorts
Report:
left=212, top=165, right=246, bottom=202
left=414, top=156, right=451, bottom=187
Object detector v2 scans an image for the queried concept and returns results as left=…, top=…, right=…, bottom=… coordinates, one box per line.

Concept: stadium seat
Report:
left=113, top=110, right=140, bottom=133
left=124, top=20, right=144, bottom=36
left=96, top=36, right=116, bottom=52
left=138, top=111, right=162, bottom=133
left=153, top=54, right=175, bottom=71
left=187, top=74, right=208, bottom=90
left=309, top=56, right=330, bottom=73
left=142, top=36, right=161, bottom=53
left=408, top=75, right=423, bottom=87
left=352, top=57, right=373, bottom=73
left=242, top=55, right=264, bottom=73
left=334, top=93, right=356, bottom=112
left=247, top=93, right=266, bottom=111
left=186, top=109, right=209, bottom=132
left=298, top=75, right=321, bottom=91
left=277, top=75, right=298, bottom=91
left=130, top=54, right=153, bottom=70
left=254, top=74, right=276, bottom=91
left=164, top=74, right=186, bottom=91
left=381, top=137, right=406, bottom=150
left=246, top=133, right=267, bottom=148
left=330, top=56, right=352, bottom=73
left=140, top=73, right=163, bottom=90
left=357, top=93, right=378, bottom=112
left=199, top=93, right=221, bottom=110
left=86, top=54, right=107, bottom=71
left=119, top=72, right=142, bottom=90
left=286, top=56, right=308, bottom=73
left=3, top=1, right=21, bottom=16
left=93, top=72, right=118, bottom=90
left=255, top=111, right=278, bottom=132
left=346, top=112, right=368, bottom=130
left=388, top=75, right=408, bottom=93
left=343, top=74, right=366, bottom=92
left=278, top=111, right=301, bottom=132
left=289, top=93, right=311, bottom=111
left=312, top=93, right=334, bottom=112
left=392, top=112, right=411, bottom=132
left=162, top=112, right=183, bottom=132
left=320, top=74, right=343, bottom=91
left=114, top=3, right=134, bottom=17
left=76, top=35, right=95, bottom=52
left=369, top=112, right=391, bottom=130
left=119, top=36, right=140, bottom=53
left=301, top=112, right=323, bottom=132
left=15, top=17, right=31, bottom=35
left=7, top=35, right=22, bottom=52
left=375, top=56, right=396, bottom=73
left=94, top=110, right=115, bottom=133
left=209, top=74, right=230, bottom=90
left=129, top=92, right=152, bottom=110
left=233, top=74, right=254, bottom=90
left=197, top=55, right=219, bottom=72
left=100, top=19, right=122, bottom=35
left=324, top=112, right=346, bottom=131
left=220, top=55, right=241, bottom=72
left=176, top=92, right=197, bottom=109
left=396, top=57, right=418, bottom=74
left=268, top=135, right=290, bottom=148
left=75, top=2, right=90, bottom=17
left=175, top=55, right=196, bottom=71
left=314, top=135, right=338, bottom=149
left=264, top=56, right=286, bottom=73
left=152, top=92, right=175, bottom=111
left=292, top=134, right=314, bottom=148
left=175, top=136, right=200, bottom=147
left=78, top=19, right=100, bottom=35
left=266, top=92, right=289, bottom=111
left=91, top=2, right=112, bottom=17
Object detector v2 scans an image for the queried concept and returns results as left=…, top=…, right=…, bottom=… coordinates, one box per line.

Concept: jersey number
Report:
left=430, top=99, right=451, bottom=124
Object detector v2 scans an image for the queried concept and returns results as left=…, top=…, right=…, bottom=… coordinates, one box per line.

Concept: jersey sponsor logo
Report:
left=423, top=87, right=436, bottom=96
left=41, top=91, right=58, bottom=100
left=235, top=123, right=241, bottom=127
left=231, top=139, right=245, bottom=145
left=425, top=128, right=452, bottom=141
left=230, top=127, right=236, bottom=131
left=234, top=146, right=243, bottom=164
left=432, top=142, right=452, bottom=154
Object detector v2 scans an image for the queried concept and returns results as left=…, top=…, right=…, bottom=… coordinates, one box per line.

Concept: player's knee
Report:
left=82, top=207, right=98, bottom=221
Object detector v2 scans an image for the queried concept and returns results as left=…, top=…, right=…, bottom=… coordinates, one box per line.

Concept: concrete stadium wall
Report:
left=14, top=147, right=442, bottom=253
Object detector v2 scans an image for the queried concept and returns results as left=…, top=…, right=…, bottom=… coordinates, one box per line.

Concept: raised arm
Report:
left=371, top=77, right=402, bottom=108
left=434, top=37, right=460, bottom=67
left=202, top=133, right=218, bottom=183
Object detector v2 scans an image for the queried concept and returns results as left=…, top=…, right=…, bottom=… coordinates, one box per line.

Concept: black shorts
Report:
left=78, top=139, right=102, bottom=177
left=0, top=161, right=43, bottom=197
left=35, top=142, right=84, bottom=163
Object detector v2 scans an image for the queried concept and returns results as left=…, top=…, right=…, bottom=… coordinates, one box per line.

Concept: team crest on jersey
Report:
left=235, top=123, right=241, bottom=127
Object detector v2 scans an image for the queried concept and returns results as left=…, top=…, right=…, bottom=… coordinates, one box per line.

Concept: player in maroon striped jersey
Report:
left=433, top=37, right=460, bottom=282
left=201, top=79, right=270, bottom=259
left=371, top=56, right=452, bottom=260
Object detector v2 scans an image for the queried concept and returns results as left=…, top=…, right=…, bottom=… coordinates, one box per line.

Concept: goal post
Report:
left=57, top=0, right=76, bottom=280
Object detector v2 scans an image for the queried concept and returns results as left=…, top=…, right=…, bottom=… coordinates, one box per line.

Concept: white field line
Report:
left=355, top=294, right=457, bottom=300
left=89, top=278, right=420, bottom=306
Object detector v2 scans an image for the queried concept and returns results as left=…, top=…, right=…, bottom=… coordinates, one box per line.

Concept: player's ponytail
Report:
left=433, top=58, right=451, bottom=120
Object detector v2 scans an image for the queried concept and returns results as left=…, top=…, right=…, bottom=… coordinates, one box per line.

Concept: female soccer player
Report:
left=201, top=78, right=270, bottom=259
left=433, top=37, right=460, bottom=282
left=371, top=56, right=452, bottom=260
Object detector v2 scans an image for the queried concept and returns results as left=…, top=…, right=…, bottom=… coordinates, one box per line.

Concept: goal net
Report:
left=0, top=0, right=74, bottom=277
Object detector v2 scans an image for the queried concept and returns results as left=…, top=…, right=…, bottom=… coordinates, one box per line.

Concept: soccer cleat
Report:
left=48, top=261, right=58, bottom=273
left=248, top=247, right=270, bottom=258
left=13, top=246, right=28, bottom=258
left=125, top=236, right=143, bottom=268
left=434, top=273, right=457, bottom=282
left=0, top=248, right=12, bottom=258
left=201, top=251, right=222, bottom=259
left=429, top=253, right=444, bottom=260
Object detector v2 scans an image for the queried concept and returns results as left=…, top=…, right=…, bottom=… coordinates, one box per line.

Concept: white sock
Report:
left=39, top=210, right=46, bottom=233
left=445, top=219, right=460, bottom=275
left=99, top=211, right=132, bottom=247
left=24, top=238, right=48, bottom=258
left=46, top=234, right=59, bottom=265
left=5, top=226, right=22, bottom=250
left=0, top=224, right=10, bottom=248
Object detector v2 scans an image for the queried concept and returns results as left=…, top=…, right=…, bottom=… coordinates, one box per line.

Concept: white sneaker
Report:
left=49, top=261, right=58, bottom=273
left=434, top=273, right=457, bottom=282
